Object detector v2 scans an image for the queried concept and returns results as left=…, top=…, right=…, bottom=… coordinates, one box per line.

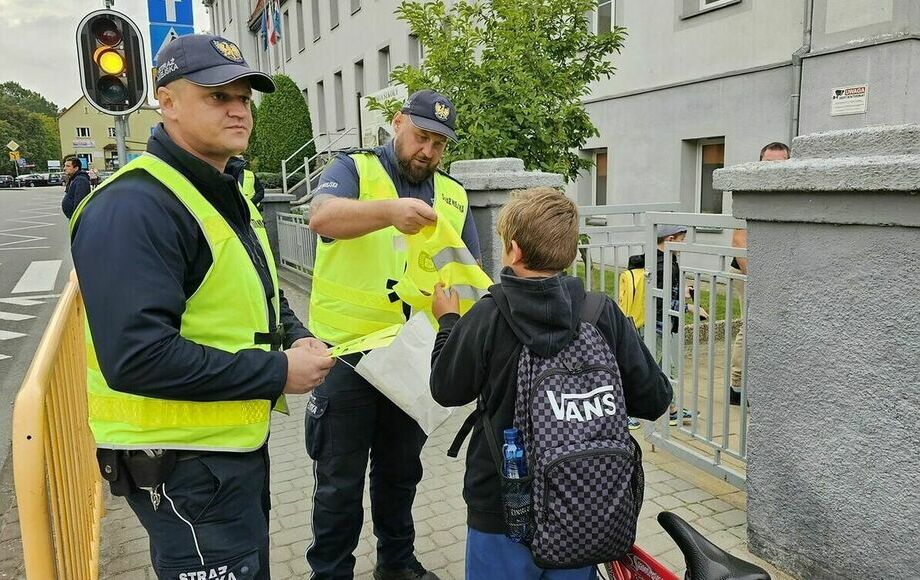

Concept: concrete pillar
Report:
left=450, top=158, right=564, bottom=281
left=261, top=190, right=295, bottom=265
left=713, top=124, right=920, bottom=580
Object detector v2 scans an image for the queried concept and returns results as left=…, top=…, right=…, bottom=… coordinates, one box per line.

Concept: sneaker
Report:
left=373, top=562, right=440, bottom=580
left=669, top=408, right=694, bottom=426
left=627, top=417, right=642, bottom=431
left=729, top=388, right=742, bottom=406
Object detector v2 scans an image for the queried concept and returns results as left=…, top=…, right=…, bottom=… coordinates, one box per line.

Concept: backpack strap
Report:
left=447, top=406, right=480, bottom=458
left=581, top=291, right=606, bottom=326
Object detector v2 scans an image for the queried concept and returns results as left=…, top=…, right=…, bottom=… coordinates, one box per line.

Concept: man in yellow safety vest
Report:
left=306, top=90, right=481, bottom=580
left=69, top=34, right=334, bottom=579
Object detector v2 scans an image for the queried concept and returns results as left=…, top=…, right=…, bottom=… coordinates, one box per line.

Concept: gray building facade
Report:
left=203, top=0, right=920, bottom=211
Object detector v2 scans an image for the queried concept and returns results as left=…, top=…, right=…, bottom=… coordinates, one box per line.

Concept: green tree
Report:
left=0, top=81, right=59, bottom=116
left=251, top=74, right=315, bottom=174
left=0, top=82, right=61, bottom=174
left=367, top=0, right=625, bottom=181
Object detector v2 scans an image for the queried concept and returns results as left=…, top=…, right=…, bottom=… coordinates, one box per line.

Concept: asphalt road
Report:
left=0, top=186, right=72, bottom=483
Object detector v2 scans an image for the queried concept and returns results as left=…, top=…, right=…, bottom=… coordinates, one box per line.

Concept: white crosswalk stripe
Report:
left=11, top=260, right=62, bottom=294
left=0, top=311, right=34, bottom=321
left=0, top=354, right=10, bottom=361
left=0, top=330, right=26, bottom=341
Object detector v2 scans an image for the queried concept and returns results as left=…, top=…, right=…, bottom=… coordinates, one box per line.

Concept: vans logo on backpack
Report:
left=546, top=385, right=617, bottom=422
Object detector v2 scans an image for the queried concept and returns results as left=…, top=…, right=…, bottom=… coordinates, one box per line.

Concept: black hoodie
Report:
left=430, top=267, right=672, bottom=533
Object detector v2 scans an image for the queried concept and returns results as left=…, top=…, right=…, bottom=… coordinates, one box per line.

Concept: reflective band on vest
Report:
left=308, top=153, right=469, bottom=344
left=396, top=218, right=492, bottom=322
left=70, top=153, right=284, bottom=452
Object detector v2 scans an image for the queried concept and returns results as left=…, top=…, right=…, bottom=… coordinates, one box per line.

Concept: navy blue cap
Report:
left=155, top=34, right=275, bottom=93
left=401, top=90, right=458, bottom=141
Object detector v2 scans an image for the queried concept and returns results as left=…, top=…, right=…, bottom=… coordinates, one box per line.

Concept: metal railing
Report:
left=643, top=212, right=748, bottom=488
left=571, top=205, right=749, bottom=488
left=281, top=129, right=357, bottom=197
left=277, top=212, right=317, bottom=277
left=569, top=203, right=682, bottom=297
left=12, top=271, right=103, bottom=579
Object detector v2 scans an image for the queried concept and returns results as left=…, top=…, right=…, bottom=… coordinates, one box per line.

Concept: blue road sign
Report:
left=150, top=23, right=195, bottom=66
left=148, top=0, right=194, bottom=26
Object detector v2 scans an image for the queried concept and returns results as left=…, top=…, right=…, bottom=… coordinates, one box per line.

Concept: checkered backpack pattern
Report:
left=514, top=292, right=644, bottom=568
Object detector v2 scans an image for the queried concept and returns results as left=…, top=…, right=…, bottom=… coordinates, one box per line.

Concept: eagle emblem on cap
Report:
left=211, top=39, right=244, bottom=63
left=433, top=102, right=451, bottom=121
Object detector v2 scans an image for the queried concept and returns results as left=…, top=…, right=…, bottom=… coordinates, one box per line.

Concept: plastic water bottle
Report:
left=502, top=428, right=527, bottom=479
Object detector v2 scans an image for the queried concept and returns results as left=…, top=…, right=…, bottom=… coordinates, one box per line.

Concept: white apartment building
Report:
left=203, top=0, right=920, bottom=212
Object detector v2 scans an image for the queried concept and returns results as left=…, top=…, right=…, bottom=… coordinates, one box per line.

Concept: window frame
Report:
left=695, top=137, right=725, bottom=215
left=593, top=0, right=615, bottom=35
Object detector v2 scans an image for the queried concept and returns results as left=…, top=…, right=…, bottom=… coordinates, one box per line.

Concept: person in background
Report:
left=61, top=155, right=91, bottom=218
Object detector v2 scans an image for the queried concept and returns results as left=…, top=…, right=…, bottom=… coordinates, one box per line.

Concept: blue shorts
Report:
left=465, top=528, right=598, bottom=580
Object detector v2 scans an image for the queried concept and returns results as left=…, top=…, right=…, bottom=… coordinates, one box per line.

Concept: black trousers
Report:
left=124, top=448, right=271, bottom=579
left=305, top=358, right=428, bottom=579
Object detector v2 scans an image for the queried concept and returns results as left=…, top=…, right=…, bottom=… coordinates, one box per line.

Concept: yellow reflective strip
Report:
left=311, top=275, right=398, bottom=311
left=202, top=215, right=235, bottom=244
left=309, top=301, right=403, bottom=337
left=89, top=395, right=269, bottom=428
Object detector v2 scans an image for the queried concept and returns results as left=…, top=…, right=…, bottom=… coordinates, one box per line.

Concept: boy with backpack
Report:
left=430, top=187, right=672, bottom=579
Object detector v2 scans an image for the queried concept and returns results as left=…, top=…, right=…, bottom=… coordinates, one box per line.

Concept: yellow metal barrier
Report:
left=12, top=271, right=103, bottom=579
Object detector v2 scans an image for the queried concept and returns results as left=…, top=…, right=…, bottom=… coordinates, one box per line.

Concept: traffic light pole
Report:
left=115, top=114, right=128, bottom=167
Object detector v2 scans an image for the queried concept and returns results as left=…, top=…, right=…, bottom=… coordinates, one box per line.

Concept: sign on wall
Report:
left=360, top=85, right=408, bottom=147
left=830, top=84, right=868, bottom=116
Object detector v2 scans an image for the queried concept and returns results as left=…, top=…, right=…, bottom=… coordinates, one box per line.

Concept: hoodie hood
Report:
left=490, top=266, right=585, bottom=358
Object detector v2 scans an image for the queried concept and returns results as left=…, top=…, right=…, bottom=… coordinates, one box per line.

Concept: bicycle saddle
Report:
left=657, top=511, right=771, bottom=580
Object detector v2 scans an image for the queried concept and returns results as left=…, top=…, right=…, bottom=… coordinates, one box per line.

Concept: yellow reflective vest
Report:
left=240, top=169, right=256, bottom=201
left=395, top=218, right=492, bottom=323
left=308, top=152, right=472, bottom=344
left=70, top=154, right=284, bottom=452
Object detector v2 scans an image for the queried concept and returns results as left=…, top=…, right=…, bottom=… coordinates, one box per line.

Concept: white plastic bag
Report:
left=355, top=313, right=453, bottom=436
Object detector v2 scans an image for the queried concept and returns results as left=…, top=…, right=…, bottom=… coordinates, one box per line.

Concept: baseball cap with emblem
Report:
left=401, top=90, right=458, bottom=141
left=155, top=34, right=275, bottom=93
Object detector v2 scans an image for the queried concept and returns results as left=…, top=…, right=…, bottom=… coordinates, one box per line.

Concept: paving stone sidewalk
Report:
left=4, top=277, right=795, bottom=579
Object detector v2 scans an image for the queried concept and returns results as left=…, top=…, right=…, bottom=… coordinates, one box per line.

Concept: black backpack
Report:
left=450, top=291, right=644, bottom=568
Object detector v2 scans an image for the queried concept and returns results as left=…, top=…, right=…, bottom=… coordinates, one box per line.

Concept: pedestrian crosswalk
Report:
left=0, top=260, right=64, bottom=363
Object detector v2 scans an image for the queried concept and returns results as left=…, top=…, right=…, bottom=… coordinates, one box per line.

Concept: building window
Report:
left=354, top=60, right=364, bottom=96
left=107, top=127, right=117, bottom=138
left=378, top=46, right=391, bottom=89
left=311, top=0, right=321, bottom=40
left=407, top=34, right=422, bottom=67
left=329, top=0, right=339, bottom=29
left=351, top=0, right=361, bottom=14
left=316, top=80, right=327, bottom=133
left=593, top=149, right=608, bottom=205
left=283, top=10, right=292, bottom=60
left=594, top=0, right=614, bottom=34
left=697, top=139, right=725, bottom=214
left=334, top=71, right=345, bottom=131
left=702, top=0, right=736, bottom=8
left=77, top=153, right=93, bottom=167
left=76, top=127, right=91, bottom=138
left=296, top=0, right=306, bottom=51
left=682, top=0, right=741, bottom=19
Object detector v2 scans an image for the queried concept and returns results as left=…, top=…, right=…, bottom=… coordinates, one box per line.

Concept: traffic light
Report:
left=76, top=10, right=147, bottom=115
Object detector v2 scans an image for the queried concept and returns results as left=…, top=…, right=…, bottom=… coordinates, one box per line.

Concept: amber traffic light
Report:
left=76, top=10, right=147, bottom=115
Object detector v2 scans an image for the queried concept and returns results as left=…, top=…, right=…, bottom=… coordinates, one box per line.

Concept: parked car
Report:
left=47, top=172, right=64, bottom=186
left=17, top=174, right=48, bottom=187
left=0, top=175, right=14, bottom=188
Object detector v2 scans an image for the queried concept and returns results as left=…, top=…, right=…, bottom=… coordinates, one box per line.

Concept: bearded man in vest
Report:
left=307, top=90, right=480, bottom=579
left=69, top=35, right=334, bottom=579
